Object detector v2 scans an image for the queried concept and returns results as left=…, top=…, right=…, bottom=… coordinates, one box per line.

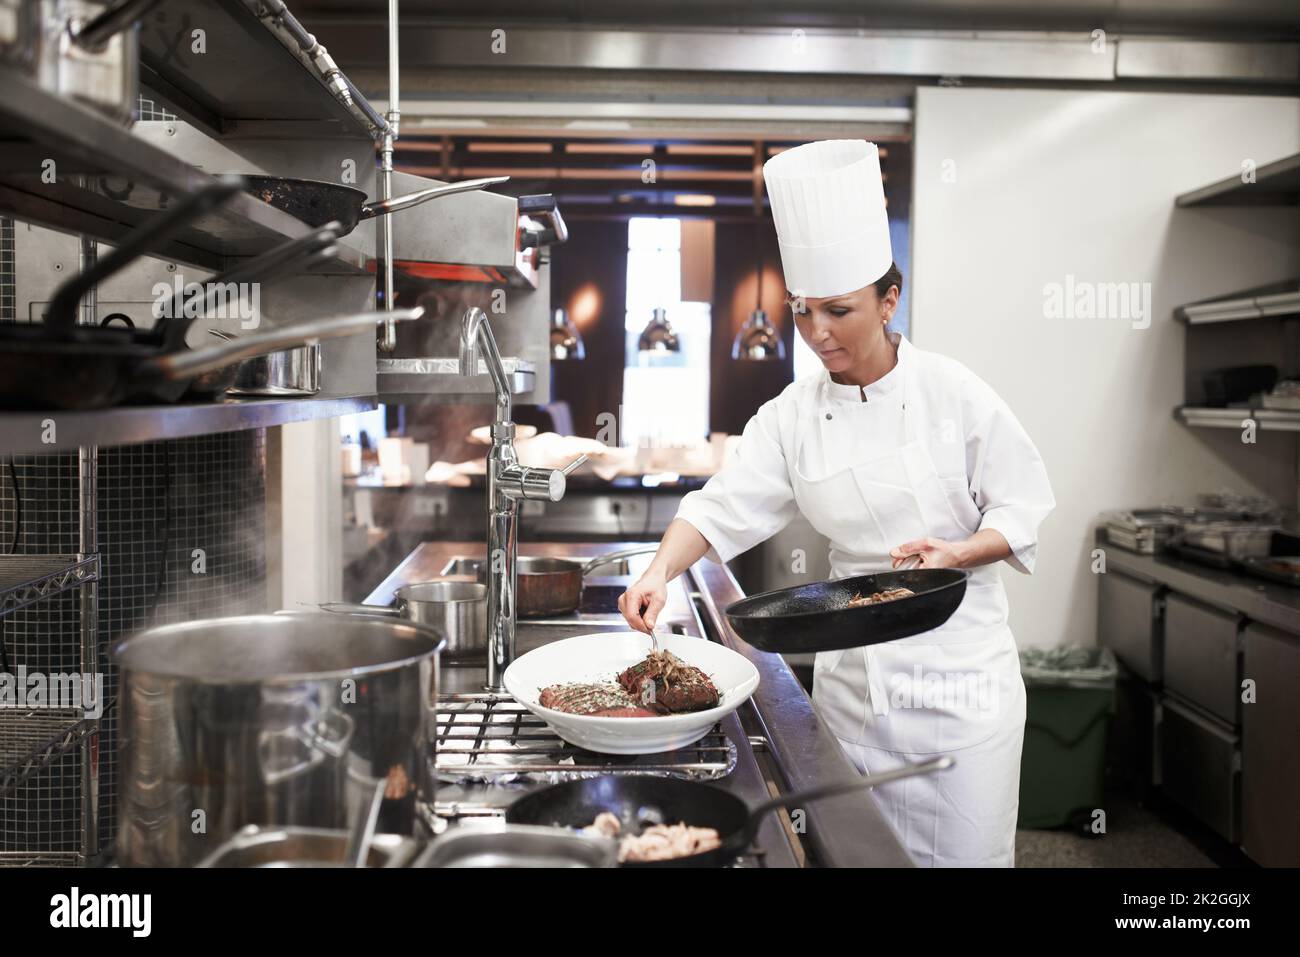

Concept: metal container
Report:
left=33, top=0, right=158, bottom=124
left=1182, top=521, right=1277, bottom=559
left=196, top=825, right=419, bottom=868
left=321, top=581, right=487, bottom=660
left=412, top=822, right=617, bottom=868
left=112, top=612, right=443, bottom=867
left=227, top=342, right=322, bottom=396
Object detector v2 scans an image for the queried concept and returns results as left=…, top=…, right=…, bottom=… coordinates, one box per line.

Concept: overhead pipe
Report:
left=258, top=0, right=392, bottom=138
left=376, top=0, right=401, bottom=352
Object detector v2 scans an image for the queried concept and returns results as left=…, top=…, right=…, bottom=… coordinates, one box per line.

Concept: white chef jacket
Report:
left=676, top=332, right=1056, bottom=755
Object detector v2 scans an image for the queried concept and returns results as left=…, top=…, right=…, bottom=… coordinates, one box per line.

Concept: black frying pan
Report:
left=241, top=175, right=509, bottom=236
left=723, top=568, right=969, bottom=654
left=505, top=755, right=953, bottom=867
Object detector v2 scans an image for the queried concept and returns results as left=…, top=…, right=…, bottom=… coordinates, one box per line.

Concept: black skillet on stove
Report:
left=723, top=567, right=969, bottom=654
left=506, top=755, right=952, bottom=867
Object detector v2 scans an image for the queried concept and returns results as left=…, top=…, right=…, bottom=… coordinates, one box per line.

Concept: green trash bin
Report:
left=1017, top=646, right=1117, bottom=831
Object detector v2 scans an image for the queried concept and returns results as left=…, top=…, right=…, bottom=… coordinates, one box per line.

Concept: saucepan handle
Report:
left=318, top=602, right=400, bottom=617
left=581, top=543, right=661, bottom=577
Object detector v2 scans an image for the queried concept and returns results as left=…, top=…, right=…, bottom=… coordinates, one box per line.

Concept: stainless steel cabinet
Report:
left=1241, top=623, right=1300, bottom=866
left=1163, top=594, right=1241, bottom=724
left=1160, top=695, right=1239, bottom=842
left=1098, top=571, right=1163, bottom=682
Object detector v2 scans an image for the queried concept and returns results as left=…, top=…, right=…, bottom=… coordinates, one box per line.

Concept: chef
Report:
left=618, top=139, right=1055, bottom=867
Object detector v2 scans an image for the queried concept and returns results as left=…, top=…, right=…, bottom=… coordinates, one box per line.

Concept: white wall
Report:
left=912, top=88, right=1300, bottom=649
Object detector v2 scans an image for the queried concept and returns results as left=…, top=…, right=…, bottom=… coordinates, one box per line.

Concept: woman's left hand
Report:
left=890, top=537, right=966, bottom=569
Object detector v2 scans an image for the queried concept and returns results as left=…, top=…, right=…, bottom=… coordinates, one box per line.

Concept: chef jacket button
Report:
left=825, top=412, right=833, bottom=420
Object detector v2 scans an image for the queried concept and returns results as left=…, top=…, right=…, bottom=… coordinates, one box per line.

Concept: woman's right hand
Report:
left=619, top=571, right=668, bottom=635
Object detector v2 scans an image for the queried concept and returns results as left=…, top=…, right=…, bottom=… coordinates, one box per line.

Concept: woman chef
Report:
left=618, top=140, right=1055, bottom=867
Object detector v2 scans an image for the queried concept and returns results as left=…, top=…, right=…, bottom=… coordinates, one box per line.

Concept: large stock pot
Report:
left=112, top=613, right=443, bottom=867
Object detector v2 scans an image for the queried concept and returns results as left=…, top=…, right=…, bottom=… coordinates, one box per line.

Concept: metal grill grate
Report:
left=435, top=691, right=737, bottom=782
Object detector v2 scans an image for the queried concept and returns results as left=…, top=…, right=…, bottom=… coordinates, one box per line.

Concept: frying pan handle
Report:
left=581, top=544, right=660, bottom=577
left=319, top=603, right=400, bottom=617
left=739, top=755, right=955, bottom=848
left=158, top=223, right=343, bottom=350
left=361, top=176, right=511, bottom=219
left=45, top=178, right=243, bottom=337
left=140, top=306, right=424, bottom=380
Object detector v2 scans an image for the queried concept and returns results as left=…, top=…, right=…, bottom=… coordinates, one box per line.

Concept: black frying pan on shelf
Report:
left=240, top=174, right=509, bottom=236
left=505, top=756, right=953, bottom=867
left=723, top=568, right=969, bottom=654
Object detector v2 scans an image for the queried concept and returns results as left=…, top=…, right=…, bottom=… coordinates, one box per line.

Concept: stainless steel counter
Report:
left=367, top=540, right=913, bottom=867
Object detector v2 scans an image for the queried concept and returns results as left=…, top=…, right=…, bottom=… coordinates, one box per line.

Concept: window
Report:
left=621, top=217, right=711, bottom=449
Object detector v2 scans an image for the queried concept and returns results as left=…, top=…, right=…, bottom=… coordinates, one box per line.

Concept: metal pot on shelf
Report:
left=112, top=612, right=443, bottom=868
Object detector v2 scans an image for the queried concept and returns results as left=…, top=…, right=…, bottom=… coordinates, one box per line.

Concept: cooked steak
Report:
left=538, top=682, right=666, bottom=717
left=617, top=650, right=719, bottom=713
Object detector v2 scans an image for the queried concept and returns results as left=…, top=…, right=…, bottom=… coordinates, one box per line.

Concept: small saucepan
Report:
left=506, top=755, right=953, bottom=868
left=321, top=581, right=487, bottom=659
left=482, top=545, right=659, bottom=618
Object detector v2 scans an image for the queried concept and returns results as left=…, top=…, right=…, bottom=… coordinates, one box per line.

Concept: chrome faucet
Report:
left=460, top=307, right=587, bottom=690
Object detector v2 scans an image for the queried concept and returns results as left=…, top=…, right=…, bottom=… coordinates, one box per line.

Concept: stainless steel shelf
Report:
left=0, top=394, right=377, bottom=455
left=1175, top=152, right=1300, bottom=208
left=0, top=556, right=100, bottom=619
left=1175, top=279, right=1300, bottom=325
left=1177, top=406, right=1300, bottom=432
left=376, top=357, right=536, bottom=403
left=0, top=69, right=369, bottom=273
left=139, top=0, right=386, bottom=140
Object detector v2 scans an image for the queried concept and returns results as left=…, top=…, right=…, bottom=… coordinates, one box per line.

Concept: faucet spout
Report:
left=459, top=306, right=511, bottom=423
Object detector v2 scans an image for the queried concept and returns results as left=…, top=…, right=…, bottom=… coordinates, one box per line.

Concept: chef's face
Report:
left=788, top=282, right=899, bottom=374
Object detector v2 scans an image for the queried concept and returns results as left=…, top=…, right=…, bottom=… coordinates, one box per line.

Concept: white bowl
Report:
left=502, top=632, right=760, bottom=755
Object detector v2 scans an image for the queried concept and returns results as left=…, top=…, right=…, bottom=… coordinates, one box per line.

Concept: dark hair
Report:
left=874, top=261, right=903, bottom=300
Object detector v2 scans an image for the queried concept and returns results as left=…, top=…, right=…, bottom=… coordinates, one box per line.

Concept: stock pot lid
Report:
left=113, top=612, right=443, bottom=682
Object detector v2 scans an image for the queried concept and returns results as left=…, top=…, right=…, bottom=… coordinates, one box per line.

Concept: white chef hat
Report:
left=763, top=140, right=892, bottom=299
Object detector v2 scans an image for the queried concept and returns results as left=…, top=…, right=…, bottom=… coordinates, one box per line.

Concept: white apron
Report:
left=790, top=355, right=1026, bottom=867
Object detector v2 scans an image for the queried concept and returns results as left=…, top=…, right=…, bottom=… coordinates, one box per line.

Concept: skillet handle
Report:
left=158, top=223, right=343, bottom=350
left=140, top=306, right=423, bottom=380
left=45, top=178, right=242, bottom=337
left=738, top=755, right=955, bottom=849
left=361, top=176, right=510, bottom=219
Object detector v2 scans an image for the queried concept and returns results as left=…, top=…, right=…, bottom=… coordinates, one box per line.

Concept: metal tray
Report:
left=196, top=825, right=420, bottom=868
